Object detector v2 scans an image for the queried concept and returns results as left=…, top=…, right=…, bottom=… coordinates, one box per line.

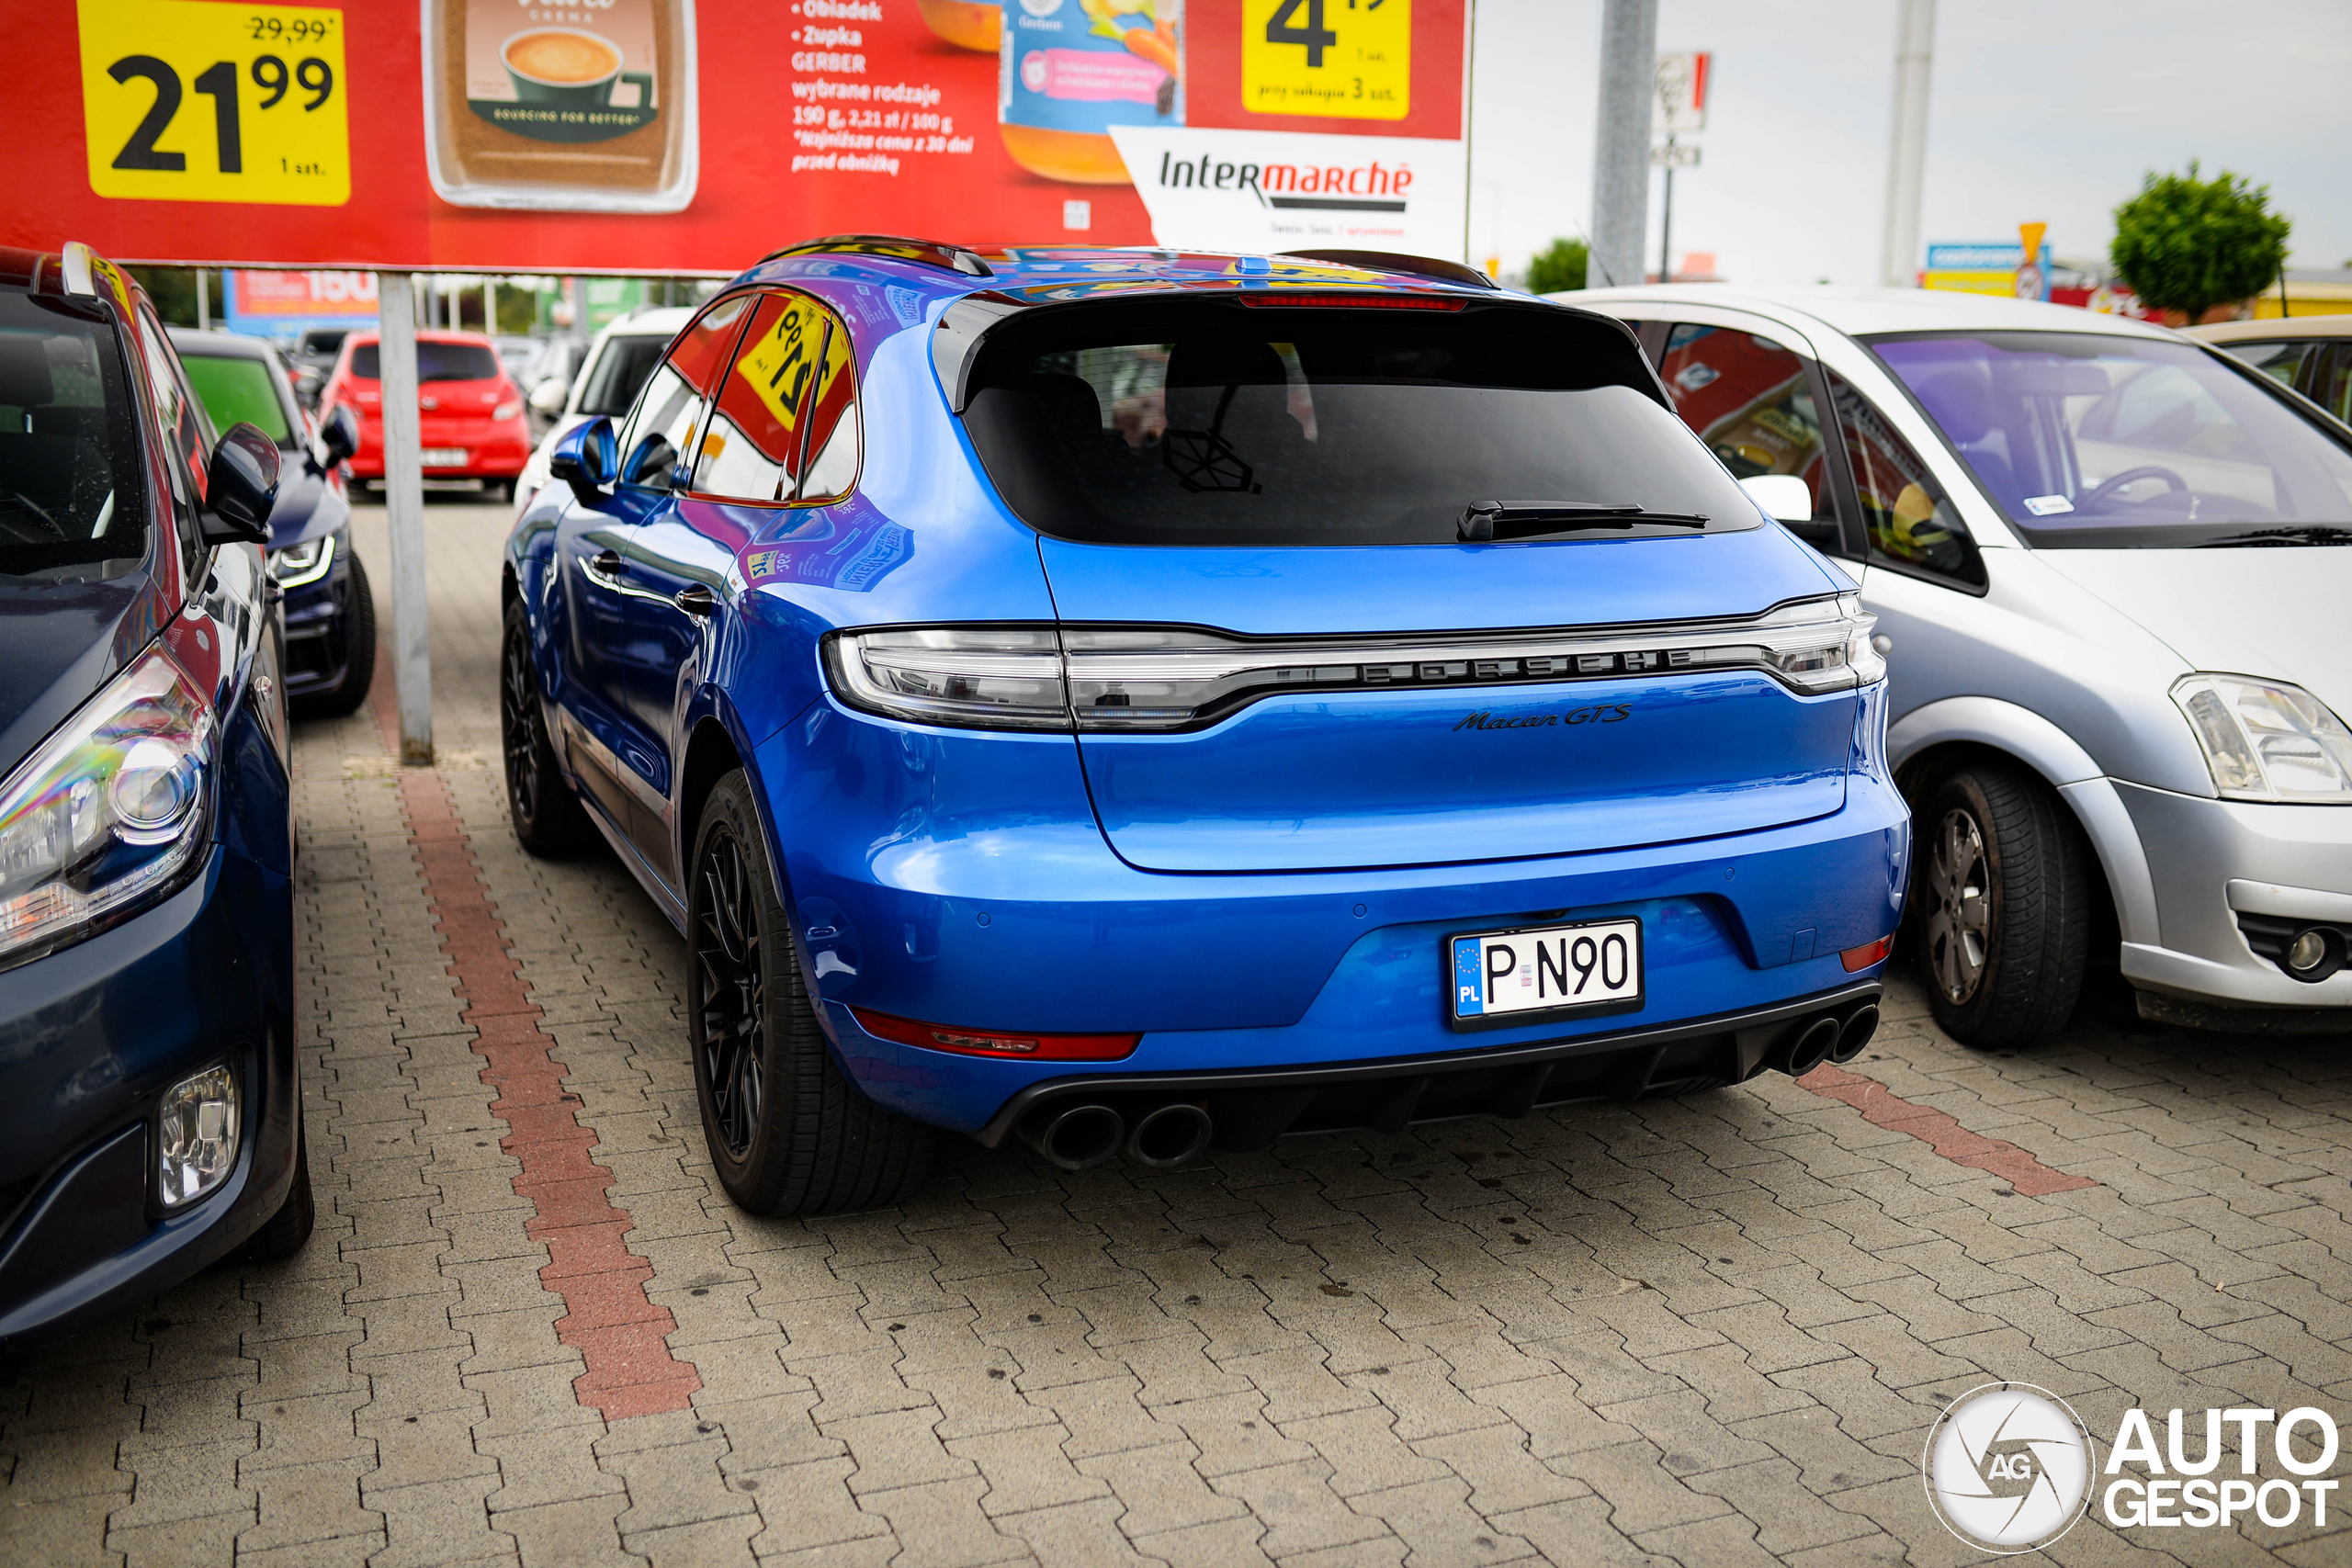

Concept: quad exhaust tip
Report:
left=1832, top=1003, right=1880, bottom=1064
left=1125, top=1103, right=1214, bottom=1168
left=1019, top=1104, right=1125, bottom=1171
left=1769, top=1002, right=1881, bottom=1077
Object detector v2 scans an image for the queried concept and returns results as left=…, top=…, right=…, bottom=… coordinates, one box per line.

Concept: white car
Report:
left=1566, top=284, right=2352, bottom=1044
left=513, top=306, right=696, bottom=516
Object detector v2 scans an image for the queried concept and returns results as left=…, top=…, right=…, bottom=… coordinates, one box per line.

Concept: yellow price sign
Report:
left=1242, top=0, right=1409, bottom=120
left=76, top=1, right=349, bottom=206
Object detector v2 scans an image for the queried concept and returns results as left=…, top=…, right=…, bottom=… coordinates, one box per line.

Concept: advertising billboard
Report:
left=220, top=267, right=379, bottom=337
left=4, top=0, right=1469, bottom=270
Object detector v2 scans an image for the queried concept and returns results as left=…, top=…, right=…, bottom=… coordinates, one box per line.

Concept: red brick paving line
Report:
left=1794, top=1062, right=2098, bottom=1197
left=366, top=655, right=702, bottom=1418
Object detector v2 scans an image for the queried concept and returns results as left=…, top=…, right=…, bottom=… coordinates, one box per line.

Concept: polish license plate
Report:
left=1450, top=917, right=1643, bottom=1031
left=420, top=447, right=469, bottom=467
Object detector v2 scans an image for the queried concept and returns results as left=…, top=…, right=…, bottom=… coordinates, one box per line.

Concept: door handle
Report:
left=590, top=549, right=624, bottom=577
left=673, top=584, right=716, bottom=617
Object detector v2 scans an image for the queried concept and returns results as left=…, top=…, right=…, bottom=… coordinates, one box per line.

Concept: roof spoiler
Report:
left=1280, top=249, right=1498, bottom=291
left=766, top=234, right=995, bottom=278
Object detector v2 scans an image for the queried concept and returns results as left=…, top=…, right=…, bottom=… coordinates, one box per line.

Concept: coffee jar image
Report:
left=999, top=0, right=1181, bottom=186
left=424, top=0, right=699, bottom=212
left=920, top=0, right=1001, bottom=52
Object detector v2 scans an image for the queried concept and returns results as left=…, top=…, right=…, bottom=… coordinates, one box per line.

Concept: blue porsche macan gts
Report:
left=501, top=238, right=1909, bottom=1215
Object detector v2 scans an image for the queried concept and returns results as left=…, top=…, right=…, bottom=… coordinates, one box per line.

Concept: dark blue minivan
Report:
left=0, top=243, right=310, bottom=1344
left=503, top=239, right=1908, bottom=1216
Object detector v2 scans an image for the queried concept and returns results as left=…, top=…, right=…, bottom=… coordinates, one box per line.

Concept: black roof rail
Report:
left=1279, top=249, right=1499, bottom=291
left=764, top=234, right=995, bottom=277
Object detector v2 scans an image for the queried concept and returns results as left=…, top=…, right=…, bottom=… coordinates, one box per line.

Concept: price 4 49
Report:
left=76, top=1, right=349, bottom=206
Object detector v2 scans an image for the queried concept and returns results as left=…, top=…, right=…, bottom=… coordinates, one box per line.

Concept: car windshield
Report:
left=1866, top=330, right=2352, bottom=547
left=0, top=293, right=149, bottom=578
left=181, top=352, right=292, bottom=443
left=348, top=341, right=503, bottom=382
left=962, top=299, right=1757, bottom=547
left=578, top=333, right=670, bottom=416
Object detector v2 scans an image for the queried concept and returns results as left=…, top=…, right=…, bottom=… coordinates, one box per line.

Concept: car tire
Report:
left=297, top=556, right=377, bottom=720
left=688, top=769, right=936, bottom=1216
left=1917, top=763, right=2090, bottom=1050
left=240, top=1107, right=315, bottom=1262
left=501, top=596, right=594, bottom=857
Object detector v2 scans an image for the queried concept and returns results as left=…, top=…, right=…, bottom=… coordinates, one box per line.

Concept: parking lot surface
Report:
left=3, top=497, right=2348, bottom=1567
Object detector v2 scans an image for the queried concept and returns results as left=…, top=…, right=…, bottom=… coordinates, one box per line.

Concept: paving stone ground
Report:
left=3, top=497, right=2349, bottom=1566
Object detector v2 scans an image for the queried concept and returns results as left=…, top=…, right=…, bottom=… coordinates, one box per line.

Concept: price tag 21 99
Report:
left=76, top=1, right=349, bottom=206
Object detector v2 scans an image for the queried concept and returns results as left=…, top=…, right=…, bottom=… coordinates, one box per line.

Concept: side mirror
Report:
left=316, top=403, right=358, bottom=465
left=1739, top=473, right=1815, bottom=524
left=201, top=423, right=280, bottom=546
left=548, top=416, right=617, bottom=504
left=528, top=377, right=570, bottom=417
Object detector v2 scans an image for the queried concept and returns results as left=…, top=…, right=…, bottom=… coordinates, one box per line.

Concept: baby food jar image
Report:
left=999, top=0, right=1181, bottom=185
left=424, top=0, right=700, bottom=212
left=921, top=0, right=1002, bottom=52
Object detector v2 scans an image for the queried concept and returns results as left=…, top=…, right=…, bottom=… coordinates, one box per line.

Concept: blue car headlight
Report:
left=0, top=642, right=215, bottom=966
left=269, top=530, right=337, bottom=589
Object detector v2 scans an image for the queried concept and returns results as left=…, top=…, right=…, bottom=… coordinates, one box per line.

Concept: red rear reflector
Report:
left=1841, top=935, right=1894, bottom=972
left=1239, top=293, right=1466, bottom=310
left=850, top=1007, right=1140, bottom=1061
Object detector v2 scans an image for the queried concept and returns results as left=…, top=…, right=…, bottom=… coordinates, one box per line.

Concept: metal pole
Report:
left=1461, top=0, right=1478, bottom=267
left=375, top=272, right=434, bottom=765
left=1658, top=162, right=1674, bottom=284
left=196, top=269, right=209, bottom=331
left=1589, top=0, right=1657, bottom=289
left=1878, top=0, right=1936, bottom=287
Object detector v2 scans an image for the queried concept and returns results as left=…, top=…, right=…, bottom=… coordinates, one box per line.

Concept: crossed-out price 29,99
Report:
left=76, top=1, right=349, bottom=206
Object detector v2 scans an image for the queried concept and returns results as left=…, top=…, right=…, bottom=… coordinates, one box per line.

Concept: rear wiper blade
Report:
left=2195, top=525, right=2352, bottom=547
left=1460, top=500, right=1710, bottom=543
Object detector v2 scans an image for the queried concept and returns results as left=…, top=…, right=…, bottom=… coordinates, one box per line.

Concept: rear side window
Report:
left=961, top=299, right=1752, bottom=547
left=0, top=293, right=150, bottom=577
left=348, top=341, right=503, bottom=382
left=1657, top=323, right=1837, bottom=525
left=576, top=333, right=669, bottom=416
left=695, top=293, right=858, bottom=504
left=615, top=295, right=754, bottom=492
left=1825, top=367, right=1984, bottom=587
left=2219, top=340, right=2308, bottom=389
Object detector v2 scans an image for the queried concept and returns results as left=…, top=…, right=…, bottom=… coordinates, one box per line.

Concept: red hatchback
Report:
left=322, top=331, right=532, bottom=500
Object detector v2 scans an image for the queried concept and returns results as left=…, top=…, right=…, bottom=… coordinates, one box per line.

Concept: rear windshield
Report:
left=301, top=329, right=347, bottom=355
left=577, top=333, right=670, bottom=416
left=1867, top=330, right=2352, bottom=548
left=962, top=299, right=1758, bottom=547
left=348, top=341, right=503, bottom=383
left=0, top=293, right=148, bottom=578
left=182, top=352, right=292, bottom=443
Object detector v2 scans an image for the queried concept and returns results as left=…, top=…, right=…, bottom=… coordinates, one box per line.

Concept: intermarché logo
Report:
left=1921, top=1385, right=2344, bottom=1550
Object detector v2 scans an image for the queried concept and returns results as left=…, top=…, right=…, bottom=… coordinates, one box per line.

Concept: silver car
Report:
left=513, top=306, right=697, bottom=516
left=1568, top=285, right=2352, bottom=1044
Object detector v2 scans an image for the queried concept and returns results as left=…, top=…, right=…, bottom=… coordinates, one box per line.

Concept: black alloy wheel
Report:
left=686, top=770, right=935, bottom=1215
left=695, top=820, right=766, bottom=1160
left=1915, top=763, right=2090, bottom=1049
left=500, top=595, right=592, bottom=856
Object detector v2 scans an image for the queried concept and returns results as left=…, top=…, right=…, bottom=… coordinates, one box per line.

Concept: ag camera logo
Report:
left=1921, top=1383, right=2095, bottom=1553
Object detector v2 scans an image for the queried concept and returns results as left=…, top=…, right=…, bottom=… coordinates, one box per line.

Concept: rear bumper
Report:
left=965, top=978, right=1884, bottom=1148
left=759, top=695, right=1910, bottom=1136
left=346, top=423, right=531, bottom=479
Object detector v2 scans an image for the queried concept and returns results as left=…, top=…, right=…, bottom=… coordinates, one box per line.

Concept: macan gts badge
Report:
left=501, top=236, right=1908, bottom=1215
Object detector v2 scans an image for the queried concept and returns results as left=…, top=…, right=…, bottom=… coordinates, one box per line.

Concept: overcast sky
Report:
left=1464, top=0, right=2352, bottom=284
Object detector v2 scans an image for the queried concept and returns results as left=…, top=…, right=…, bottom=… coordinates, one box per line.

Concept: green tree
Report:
left=1525, top=238, right=1589, bottom=295
left=2109, top=163, right=2290, bottom=325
